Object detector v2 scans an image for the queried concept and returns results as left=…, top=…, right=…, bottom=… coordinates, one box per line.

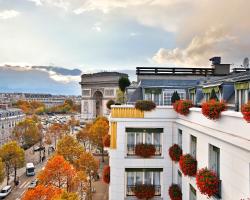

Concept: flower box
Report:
left=133, top=184, right=155, bottom=199
left=173, top=100, right=193, bottom=115
left=135, top=144, right=156, bottom=158
left=168, top=184, right=182, bottom=200
left=196, top=168, right=219, bottom=198
left=201, top=100, right=226, bottom=120
left=241, top=101, right=250, bottom=123
left=179, top=154, right=197, bottom=177
left=103, top=134, right=110, bottom=148
left=102, top=165, right=110, bottom=184
left=135, top=100, right=156, bottom=111
left=169, top=144, right=182, bottom=162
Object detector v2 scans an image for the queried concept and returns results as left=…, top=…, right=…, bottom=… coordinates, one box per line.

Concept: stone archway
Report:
left=93, top=91, right=103, bottom=117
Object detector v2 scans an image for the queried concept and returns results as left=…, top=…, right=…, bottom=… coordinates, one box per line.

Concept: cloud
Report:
left=153, top=27, right=236, bottom=66
left=26, top=0, right=42, bottom=6
left=92, top=22, right=102, bottom=32
left=0, top=10, right=20, bottom=19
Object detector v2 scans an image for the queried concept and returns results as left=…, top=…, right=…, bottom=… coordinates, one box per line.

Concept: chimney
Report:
left=210, top=57, right=230, bottom=75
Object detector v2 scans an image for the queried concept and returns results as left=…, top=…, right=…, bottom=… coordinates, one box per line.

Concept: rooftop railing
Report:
left=136, top=67, right=215, bottom=76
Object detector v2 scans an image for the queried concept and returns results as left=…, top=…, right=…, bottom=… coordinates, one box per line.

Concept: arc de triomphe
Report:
left=79, top=72, right=128, bottom=120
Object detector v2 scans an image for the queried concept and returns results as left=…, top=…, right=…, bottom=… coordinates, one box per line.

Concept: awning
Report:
left=144, top=88, right=162, bottom=94
left=189, top=88, right=196, bottom=94
left=126, top=128, right=163, bottom=133
left=235, top=82, right=249, bottom=90
left=202, top=85, right=220, bottom=93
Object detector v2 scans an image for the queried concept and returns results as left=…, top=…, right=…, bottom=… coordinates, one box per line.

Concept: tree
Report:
left=56, top=135, right=84, bottom=164
left=0, top=158, right=5, bottom=185
left=64, top=99, right=74, bottom=107
left=73, top=171, right=88, bottom=200
left=171, top=91, right=180, bottom=104
left=116, top=89, right=126, bottom=104
left=75, top=152, right=99, bottom=200
left=53, top=191, right=80, bottom=200
left=68, top=116, right=79, bottom=134
left=22, top=185, right=63, bottom=200
left=0, top=141, right=25, bottom=184
left=210, top=88, right=219, bottom=101
left=106, top=99, right=115, bottom=110
left=76, top=124, right=92, bottom=150
left=47, top=123, right=69, bottom=148
left=38, top=155, right=76, bottom=192
left=118, top=76, right=130, bottom=92
left=118, top=77, right=130, bottom=104
left=89, top=117, right=109, bottom=162
left=13, top=117, right=41, bottom=148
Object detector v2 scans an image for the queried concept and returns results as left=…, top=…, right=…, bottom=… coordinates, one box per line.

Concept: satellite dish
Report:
left=243, top=57, right=249, bottom=68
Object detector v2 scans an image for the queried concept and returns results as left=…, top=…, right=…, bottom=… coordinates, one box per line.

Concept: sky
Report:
left=0, top=0, right=250, bottom=94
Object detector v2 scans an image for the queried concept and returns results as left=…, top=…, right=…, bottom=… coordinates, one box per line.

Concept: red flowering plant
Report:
left=173, top=100, right=193, bottom=115
left=169, top=144, right=183, bottom=162
left=179, top=154, right=197, bottom=177
left=168, top=184, right=182, bottom=200
left=196, top=168, right=219, bottom=198
left=102, top=165, right=110, bottom=184
left=135, top=143, right=156, bottom=158
left=201, top=100, right=226, bottom=120
left=241, top=101, right=250, bottom=123
left=133, top=184, right=155, bottom=199
left=103, top=134, right=110, bottom=148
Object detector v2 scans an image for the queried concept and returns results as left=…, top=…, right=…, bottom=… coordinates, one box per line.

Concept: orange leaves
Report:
left=22, top=185, right=62, bottom=200
left=38, top=155, right=76, bottom=190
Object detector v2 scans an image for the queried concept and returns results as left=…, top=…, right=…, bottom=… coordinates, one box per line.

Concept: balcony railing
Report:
left=127, top=144, right=162, bottom=156
left=126, top=185, right=161, bottom=196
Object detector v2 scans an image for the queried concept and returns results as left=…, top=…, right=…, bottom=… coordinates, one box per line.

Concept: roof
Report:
left=127, top=87, right=143, bottom=103
left=140, top=79, right=200, bottom=88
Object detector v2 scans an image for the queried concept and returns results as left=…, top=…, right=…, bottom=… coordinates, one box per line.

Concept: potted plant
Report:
left=173, top=100, right=193, bottom=115
left=241, top=101, right=250, bottom=123
left=135, top=100, right=156, bottom=111
left=168, top=184, right=182, bottom=200
left=103, top=134, right=110, bottom=148
left=196, top=168, right=219, bottom=197
left=169, top=144, right=182, bottom=162
left=133, top=184, right=155, bottom=199
left=135, top=143, right=156, bottom=158
left=102, top=165, right=110, bottom=184
left=179, top=154, right=197, bottom=176
left=171, top=91, right=180, bottom=104
left=201, top=100, right=226, bottom=120
left=106, top=99, right=115, bottom=110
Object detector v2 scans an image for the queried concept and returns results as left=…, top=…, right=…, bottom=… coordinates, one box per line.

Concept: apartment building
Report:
left=108, top=59, right=250, bottom=200
left=0, top=105, right=25, bottom=146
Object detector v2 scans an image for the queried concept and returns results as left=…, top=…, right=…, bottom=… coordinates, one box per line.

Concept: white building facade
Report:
left=108, top=105, right=250, bottom=200
left=0, top=107, right=25, bottom=146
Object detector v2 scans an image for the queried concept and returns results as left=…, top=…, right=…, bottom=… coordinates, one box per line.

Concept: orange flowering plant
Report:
left=173, top=100, right=193, bottom=115
left=202, top=100, right=226, bottom=120
left=179, top=154, right=197, bottom=177
left=241, top=101, right=250, bottom=123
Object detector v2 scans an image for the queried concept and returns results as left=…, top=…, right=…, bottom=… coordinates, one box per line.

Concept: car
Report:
left=0, top=185, right=12, bottom=199
left=28, top=179, right=38, bottom=189
left=33, top=146, right=45, bottom=152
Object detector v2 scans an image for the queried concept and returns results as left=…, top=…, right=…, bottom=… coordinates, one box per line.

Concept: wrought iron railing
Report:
left=127, top=144, right=162, bottom=156
left=126, top=185, right=161, bottom=196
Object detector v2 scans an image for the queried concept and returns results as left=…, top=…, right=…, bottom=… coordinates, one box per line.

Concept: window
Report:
left=144, top=93, right=162, bottom=105
left=163, top=90, right=186, bottom=105
left=209, top=145, right=220, bottom=177
left=126, top=169, right=162, bottom=196
left=189, top=184, right=196, bottom=200
left=82, top=89, right=91, bottom=97
left=177, top=170, right=182, bottom=189
left=126, top=128, right=163, bottom=156
left=104, top=89, right=114, bottom=97
left=178, top=129, right=182, bottom=148
left=190, top=135, right=197, bottom=158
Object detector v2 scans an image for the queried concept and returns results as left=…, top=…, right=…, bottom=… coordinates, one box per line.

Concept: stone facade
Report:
left=79, top=72, right=128, bottom=120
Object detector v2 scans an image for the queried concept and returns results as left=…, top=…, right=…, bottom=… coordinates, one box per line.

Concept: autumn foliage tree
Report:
left=76, top=123, right=92, bottom=150
left=47, top=123, right=69, bottom=148
left=13, top=117, right=42, bottom=148
left=0, top=141, right=25, bottom=184
left=0, top=158, right=5, bottom=185
left=38, top=155, right=77, bottom=192
left=56, top=135, right=84, bottom=164
left=75, top=152, right=99, bottom=199
left=89, top=116, right=109, bottom=162
left=22, top=185, right=63, bottom=200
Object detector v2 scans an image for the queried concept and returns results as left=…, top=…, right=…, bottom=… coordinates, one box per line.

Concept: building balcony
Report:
left=126, top=185, right=161, bottom=197
left=127, top=144, right=162, bottom=157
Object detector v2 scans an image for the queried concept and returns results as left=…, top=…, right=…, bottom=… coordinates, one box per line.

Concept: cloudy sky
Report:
left=0, top=0, right=250, bottom=94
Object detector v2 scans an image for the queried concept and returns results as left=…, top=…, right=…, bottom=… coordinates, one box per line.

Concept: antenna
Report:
left=243, top=57, right=249, bottom=68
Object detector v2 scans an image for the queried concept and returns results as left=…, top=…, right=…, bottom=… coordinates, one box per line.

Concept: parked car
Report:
left=33, top=146, right=45, bottom=152
left=0, top=185, right=12, bottom=199
left=28, top=179, right=38, bottom=189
